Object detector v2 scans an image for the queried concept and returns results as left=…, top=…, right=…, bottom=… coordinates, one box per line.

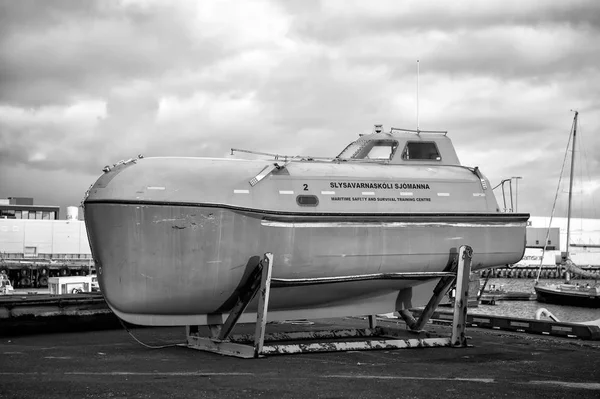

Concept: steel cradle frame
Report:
left=183, top=245, right=474, bottom=358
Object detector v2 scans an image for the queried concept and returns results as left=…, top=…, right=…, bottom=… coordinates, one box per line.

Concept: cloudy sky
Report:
left=1, top=0, right=599, bottom=220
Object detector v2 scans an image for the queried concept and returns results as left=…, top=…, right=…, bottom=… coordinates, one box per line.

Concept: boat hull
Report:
left=85, top=202, right=527, bottom=325
left=534, top=285, right=600, bottom=308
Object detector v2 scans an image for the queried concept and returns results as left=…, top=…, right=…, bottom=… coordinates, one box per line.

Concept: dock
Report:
left=479, top=291, right=537, bottom=304
left=0, top=292, right=120, bottom=335
left=408, top=309, right=600, bottom=340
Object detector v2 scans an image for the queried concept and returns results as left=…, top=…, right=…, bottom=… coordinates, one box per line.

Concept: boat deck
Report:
left=2, top=317, right=600, bottom=398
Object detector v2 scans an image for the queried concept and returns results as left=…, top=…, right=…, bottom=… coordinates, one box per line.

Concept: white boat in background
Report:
left=83, top=125, right=529, bottom=326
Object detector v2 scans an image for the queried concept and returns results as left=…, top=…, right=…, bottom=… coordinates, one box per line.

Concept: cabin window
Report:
left=337, top=139, right=399, bottom=160
left=401, top=142, right=441, bottom=161
left=297, top=195, right=319, bottom=206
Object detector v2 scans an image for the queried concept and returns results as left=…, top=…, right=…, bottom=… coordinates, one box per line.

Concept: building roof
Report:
left=0, top=204, right=59, bottom=211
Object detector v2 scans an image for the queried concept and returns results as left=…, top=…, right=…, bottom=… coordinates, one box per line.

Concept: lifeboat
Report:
left=83, top=126, right=529, bottom=326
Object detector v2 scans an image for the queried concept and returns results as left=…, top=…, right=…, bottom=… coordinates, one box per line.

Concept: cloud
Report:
left=0, top=100, right=107, bottom=169
left=0, top=0, right=287, bottom=107
left=285, top=0, right=600, bottom=40
left=1, top=0, right=599, bottom=219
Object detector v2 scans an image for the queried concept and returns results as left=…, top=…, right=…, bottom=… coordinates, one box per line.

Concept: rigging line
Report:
left=535, top=114, right=576, bottom=284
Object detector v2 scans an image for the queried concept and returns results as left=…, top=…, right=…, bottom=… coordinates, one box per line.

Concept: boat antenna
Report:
left=416, top=59, right=420, bottom=134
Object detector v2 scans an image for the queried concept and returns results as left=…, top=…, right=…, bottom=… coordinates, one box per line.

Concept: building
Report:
left=0, top=197, right=93, bottom=288
left=518, top=216, right=600, bottom=268
left=0, top=197, right=60, bottom=220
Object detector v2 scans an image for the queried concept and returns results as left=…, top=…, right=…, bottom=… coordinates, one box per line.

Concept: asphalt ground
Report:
left=1, top=318, right=599, bottom=399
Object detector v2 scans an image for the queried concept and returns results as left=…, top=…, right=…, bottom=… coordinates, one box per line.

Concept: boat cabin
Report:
left=336, top=125, right=461, bottom=166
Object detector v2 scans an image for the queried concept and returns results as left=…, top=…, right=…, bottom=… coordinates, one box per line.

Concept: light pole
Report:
left=511, top=177, right=522, bottom=212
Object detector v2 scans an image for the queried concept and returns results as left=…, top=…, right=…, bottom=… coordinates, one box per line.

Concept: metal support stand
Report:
left=413, top=245, right=472, bottom=339
left=413, top=262, right=460, bottom=331
left=186, top=253, right=273, bottom=358
left=253, top=253, right=273, bottom=357
left=185, top=246, right=473, bottom=358
left=451, top=245, right=472, bottom=347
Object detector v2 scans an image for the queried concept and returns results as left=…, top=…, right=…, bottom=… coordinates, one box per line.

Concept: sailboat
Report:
left=534, top=111, right=600, bottom=308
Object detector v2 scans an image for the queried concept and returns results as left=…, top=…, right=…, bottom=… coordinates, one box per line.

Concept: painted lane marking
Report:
left=44, top=356, right=71, bottom=359
left=233, top=189, right=249, bottom=194
left=473, top=193, right=486, bottom=197
left=0, top=372, right=254, bottom=377
left=2, top=371, right=596, bottom=390
left=399, top=192, right=413, bottom=196
left=361, top=192, right=375, bottom=196
left=527, top=381, right=600, bottom=390
left=321, top=191, right=335, bottom=195
left=325, top=376, right=600, bottom=390
left=278, top=190, right=294, bottom=195
left=147, top=186, right=166, bottom=190
left=65, top=372, right=254, bottom=376
left=325, top=375, right=495, bottom=383
left=437, top=193, right=450, bottom=197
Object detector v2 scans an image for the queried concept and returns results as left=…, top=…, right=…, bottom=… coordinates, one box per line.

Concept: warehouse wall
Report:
left=0, top=219, right=91, bottom=255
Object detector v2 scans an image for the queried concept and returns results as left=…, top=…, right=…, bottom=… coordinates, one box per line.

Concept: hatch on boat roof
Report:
left=336, top=125, right=461, bottom=165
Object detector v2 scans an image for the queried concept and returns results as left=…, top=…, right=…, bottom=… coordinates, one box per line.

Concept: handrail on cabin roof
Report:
left=390, top=127, right=448, bottom=136
left=229, top=148, right=394, bottom=163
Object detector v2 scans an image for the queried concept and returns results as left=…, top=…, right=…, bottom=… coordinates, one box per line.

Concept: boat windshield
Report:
left=337, top=139, right=399, bottom=161
left=401, top=142, right=441, bottom=161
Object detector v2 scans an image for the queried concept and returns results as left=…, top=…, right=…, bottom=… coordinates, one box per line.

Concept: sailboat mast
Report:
left=565, top=111, right=578, bottom=260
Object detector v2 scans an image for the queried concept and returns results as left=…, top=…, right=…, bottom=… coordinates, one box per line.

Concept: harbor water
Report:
left=472, top=278, right=600, bottom=323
